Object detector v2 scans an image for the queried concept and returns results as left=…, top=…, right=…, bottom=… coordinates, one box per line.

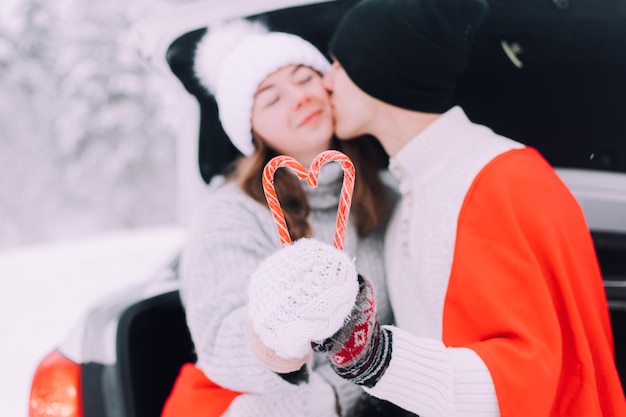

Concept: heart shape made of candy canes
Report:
left=262, top=150, right=355, bottom=250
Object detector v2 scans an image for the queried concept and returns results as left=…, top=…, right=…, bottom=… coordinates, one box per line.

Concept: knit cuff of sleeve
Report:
left=363, top=325, right=498, bottom=416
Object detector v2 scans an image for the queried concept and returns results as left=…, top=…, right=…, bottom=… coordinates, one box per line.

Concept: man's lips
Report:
left=298, top=110, right=323, bottom=127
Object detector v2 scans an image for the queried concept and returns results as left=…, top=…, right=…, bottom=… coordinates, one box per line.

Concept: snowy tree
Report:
left=0, top=0, right=179, bottom=249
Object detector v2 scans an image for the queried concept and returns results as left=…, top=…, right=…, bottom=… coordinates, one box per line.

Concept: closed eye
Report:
left=255, top=88, right=280, bottom=108
left=264, top=94, right=280, bottom=107
left=296, top=74, right=313, bottom=85
left=292, top=65, right=316, bottom=85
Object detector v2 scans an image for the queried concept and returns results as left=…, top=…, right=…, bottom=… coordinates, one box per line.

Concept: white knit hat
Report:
left=194, top=19, right=331, bottom=156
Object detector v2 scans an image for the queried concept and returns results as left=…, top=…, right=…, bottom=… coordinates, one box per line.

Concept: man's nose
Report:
left=322, top=70, right=334, bottom=91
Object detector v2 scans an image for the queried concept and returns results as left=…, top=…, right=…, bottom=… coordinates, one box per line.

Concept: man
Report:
left=247, top=0, right=626, bottom=415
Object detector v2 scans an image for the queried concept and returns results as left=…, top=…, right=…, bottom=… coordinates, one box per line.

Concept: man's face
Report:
left=323, top=60, right=378, bottom=140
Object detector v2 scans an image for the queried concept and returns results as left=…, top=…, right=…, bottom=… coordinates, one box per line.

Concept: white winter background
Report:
left=0, top=0, right=193, bottom=414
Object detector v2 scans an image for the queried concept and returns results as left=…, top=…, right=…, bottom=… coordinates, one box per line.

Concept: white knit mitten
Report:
left=249, top=238, right=393, bottom=389
left=248, top=238, right=359, bottom=359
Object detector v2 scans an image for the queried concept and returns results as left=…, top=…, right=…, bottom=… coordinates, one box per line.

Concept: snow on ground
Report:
left=0, top=226, right=185, bottom=416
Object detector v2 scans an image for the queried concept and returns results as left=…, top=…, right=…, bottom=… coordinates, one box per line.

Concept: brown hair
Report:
left=229, top=134, right=391, bottom=241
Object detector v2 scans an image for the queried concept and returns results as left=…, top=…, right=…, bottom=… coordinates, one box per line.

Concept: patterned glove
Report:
left=312, top=274, right=392, bottom=388
left=248, top=238, right=392, bottom=388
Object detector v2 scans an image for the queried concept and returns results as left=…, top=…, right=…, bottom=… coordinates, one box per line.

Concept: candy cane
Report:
left=262, top=150, right=355, bottom=250
left=308, top=151, right=355, bottom=250
left=262, top=155, right=308, bottom=247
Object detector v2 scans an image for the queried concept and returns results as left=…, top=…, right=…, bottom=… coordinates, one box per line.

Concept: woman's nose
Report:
left=291, top=87, right=311, bottom=109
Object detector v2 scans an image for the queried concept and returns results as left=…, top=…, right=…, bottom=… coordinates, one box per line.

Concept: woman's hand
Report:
left=248, top=238, right=391, bottom=387
left=247, top=321, right=311, bottom=374
left=248, top=238, right=359, bottom=359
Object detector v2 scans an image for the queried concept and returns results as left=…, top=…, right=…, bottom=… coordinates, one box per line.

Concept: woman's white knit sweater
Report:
left=179, top=163, right=393, bottom=417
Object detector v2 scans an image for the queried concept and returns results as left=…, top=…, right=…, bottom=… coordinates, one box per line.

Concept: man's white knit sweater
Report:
left=179, top=163, right=393, bottom=416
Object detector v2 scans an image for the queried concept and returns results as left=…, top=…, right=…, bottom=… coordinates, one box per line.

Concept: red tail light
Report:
left=29, top=349, right=83, bottom=417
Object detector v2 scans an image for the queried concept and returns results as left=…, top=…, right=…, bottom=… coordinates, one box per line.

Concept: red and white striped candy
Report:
left=262, top=150, right=355, bottom=250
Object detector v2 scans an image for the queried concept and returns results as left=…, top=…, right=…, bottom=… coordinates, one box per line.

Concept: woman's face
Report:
left=251, top=65, right=334, bottom=166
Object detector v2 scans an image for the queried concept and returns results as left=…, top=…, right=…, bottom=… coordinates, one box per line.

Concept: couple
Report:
left=166, top=0, right=625, bottom=416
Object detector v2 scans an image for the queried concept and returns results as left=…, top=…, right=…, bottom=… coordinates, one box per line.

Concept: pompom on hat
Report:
left=329, top=0, right=490, bottom=113
left=194, top=19, right=330, bottom=156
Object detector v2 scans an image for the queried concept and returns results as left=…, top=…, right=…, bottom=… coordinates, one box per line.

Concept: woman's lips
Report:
left=298, top=110, right=323, bottom=127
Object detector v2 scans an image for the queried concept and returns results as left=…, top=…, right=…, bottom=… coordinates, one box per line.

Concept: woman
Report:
left=163, top=19, right=395, bottom=417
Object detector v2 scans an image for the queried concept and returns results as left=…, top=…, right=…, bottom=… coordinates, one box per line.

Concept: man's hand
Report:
left=312, top=274, right=392, bottom=387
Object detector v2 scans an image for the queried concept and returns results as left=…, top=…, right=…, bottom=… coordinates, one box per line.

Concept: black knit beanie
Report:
left=329, top=0, right=489, bottom=113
